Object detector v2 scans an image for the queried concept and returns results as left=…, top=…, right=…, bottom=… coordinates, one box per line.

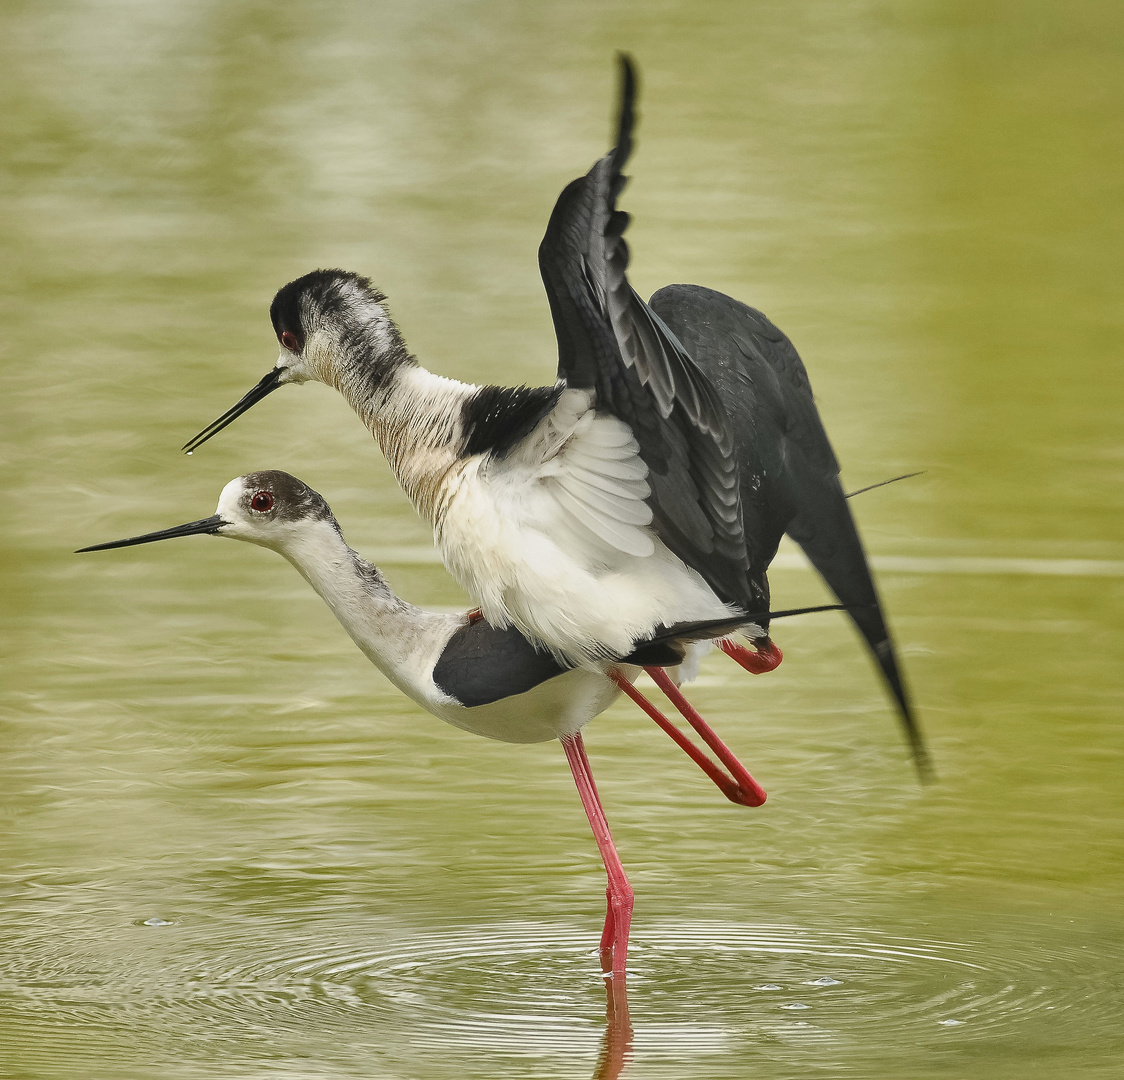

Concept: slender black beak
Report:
left=845, top=472, right=924, bottom=499
left=181, top=367, right=283, bottom=454
left=76, top=515, right=227, bottom=553
left=766, top=603, right=851, bottom=620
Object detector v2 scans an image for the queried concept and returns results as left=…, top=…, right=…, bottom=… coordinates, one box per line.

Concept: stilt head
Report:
left=77, top=471, right=341, bottom=555
left=182, top=270, right=409, bottom=454
left=268, top=270, right=404, bottom=388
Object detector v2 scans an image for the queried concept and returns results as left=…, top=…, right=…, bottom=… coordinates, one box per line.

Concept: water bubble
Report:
left=754, top=984, right=782, bottom=991
left=807, top=976, right=841, bottom=986
left=938, top=1019, right=964, bottom=1026
left=781, top=1003, right=810, bottom=1010
left=142, top=918, right=173, bottom=927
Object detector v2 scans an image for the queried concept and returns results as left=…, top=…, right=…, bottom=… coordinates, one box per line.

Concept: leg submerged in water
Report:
left=562, top=732, right=633, bottom=978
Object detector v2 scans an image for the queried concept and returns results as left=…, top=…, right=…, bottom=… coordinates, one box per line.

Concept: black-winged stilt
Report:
left=79, top=470, right=852, bottom=976
left=181, top=57, right=927, bottom=774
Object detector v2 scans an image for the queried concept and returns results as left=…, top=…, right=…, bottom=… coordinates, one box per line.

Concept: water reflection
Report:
left=595, top=976, right=632, bottom=1080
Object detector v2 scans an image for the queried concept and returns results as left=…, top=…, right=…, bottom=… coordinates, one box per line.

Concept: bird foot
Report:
left=720, top=637, right=783, bottom=674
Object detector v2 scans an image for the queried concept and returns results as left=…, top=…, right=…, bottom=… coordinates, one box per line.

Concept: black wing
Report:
left=649, top=283, right=929, bottom=774
left=433, top=620, right=570, bottom=707
left=537, top=56, right=751, bottom=609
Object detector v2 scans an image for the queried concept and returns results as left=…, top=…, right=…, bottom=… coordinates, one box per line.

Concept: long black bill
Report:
left=845, top=472, right=924, bottom=499
left=181, top=367, right=283, bottom=454
left=76, top=515, right=227, bottom=553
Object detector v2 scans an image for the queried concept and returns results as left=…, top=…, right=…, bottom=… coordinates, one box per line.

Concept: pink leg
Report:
left=644, top=667, right=768, bottom=807
left=720, top=637, right=783, bottom=674
left=562, top=732, right=633, bottom=978
left=610, top=669, right=767, bottom=808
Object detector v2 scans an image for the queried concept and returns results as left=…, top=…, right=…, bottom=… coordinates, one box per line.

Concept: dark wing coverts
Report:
left=433, top=620, right=568, bottom=707
left=537, top=57, right=751, bottom=610
left=649, top=284, right=928, bottom=773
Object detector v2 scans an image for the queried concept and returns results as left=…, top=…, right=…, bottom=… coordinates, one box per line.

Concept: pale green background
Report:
left=1, top=2, right=1122, bottom=1078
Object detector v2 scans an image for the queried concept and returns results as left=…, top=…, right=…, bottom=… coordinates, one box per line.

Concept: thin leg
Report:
left=570, top=736, right=616, bottom=958
left=644, top=667, right=768, bottom=807
left=562, top=732, right=633, bottom=978
left=720, top=637, right=783, bottom=674
left=609, top=669, right=767, bottom=808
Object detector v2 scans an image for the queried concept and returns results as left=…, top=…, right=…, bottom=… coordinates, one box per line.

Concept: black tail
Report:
left=647, top=283, right=932, bottom=779
left=786, top=465, right=933, bottom=780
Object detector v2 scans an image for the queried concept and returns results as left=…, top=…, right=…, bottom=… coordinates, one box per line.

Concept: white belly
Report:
left=427, top=665, right=625, bottom=743
left=436, top=460, right=734, bottom=665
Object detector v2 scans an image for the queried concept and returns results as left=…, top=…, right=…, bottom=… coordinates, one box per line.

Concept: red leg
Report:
left=610, top=669, right=767, bottom=808
left=562, top=732, right=633, bottom=978
left=720, top=637, right=783, bottom=674
left=644, top=667, right=767, bottom=807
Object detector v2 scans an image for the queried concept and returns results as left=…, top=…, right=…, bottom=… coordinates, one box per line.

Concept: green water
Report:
left=2, top=2, right=1122, bottom=1077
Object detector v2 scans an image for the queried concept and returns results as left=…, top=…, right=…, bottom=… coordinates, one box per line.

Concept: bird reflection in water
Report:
left=594, top=977, right=633, bottom=1080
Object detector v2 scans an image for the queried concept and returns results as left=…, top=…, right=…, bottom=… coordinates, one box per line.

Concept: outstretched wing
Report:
left=536, top=55, right=751, bottom=609
left=649, top=283, right=929, bottom=773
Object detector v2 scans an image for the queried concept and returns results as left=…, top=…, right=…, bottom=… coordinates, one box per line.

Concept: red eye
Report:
left=280, top=330, right=299, bottom=352
left=251, top=491, right=274, bottom=513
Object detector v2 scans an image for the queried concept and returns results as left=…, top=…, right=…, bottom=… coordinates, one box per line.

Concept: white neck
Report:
left=272, top=519, right=457, bottom=707
left=349, top=366, right=475, bottom=526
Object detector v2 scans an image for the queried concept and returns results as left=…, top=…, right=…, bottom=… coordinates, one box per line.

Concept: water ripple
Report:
left=0, top=918, right=1119, bottom=1075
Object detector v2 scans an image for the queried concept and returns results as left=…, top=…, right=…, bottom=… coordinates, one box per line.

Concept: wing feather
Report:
left=551, top=484, right=655, bottom=557
left=536, top=56, right=751, bottom=608
left=555, top=472, right=654, bottom=526
left=648, top=282, right=928, bottom=772
left=567, top=462, right=650, bottom=501
left=563, top=446, right=649, bottom=480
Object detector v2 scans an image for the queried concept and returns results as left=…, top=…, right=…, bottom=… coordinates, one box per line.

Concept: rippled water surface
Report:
left=2, top=2, right=1122, bottom=1078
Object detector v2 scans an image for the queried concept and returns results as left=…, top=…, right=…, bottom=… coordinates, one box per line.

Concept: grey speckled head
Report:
left=237, top=470, right=340, bottom=529
left=182, top=269, right=412, bottom=456
left=76, top=471, right=346, bottom=554
left=269, top=269, right=386, bottom=352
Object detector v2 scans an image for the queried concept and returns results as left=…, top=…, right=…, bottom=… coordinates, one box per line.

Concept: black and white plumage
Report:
left=78, top=471, right=615, bottom=743
left=81, top=470, right=797, bottom=977
left=183, top=57, right=927, bottom=770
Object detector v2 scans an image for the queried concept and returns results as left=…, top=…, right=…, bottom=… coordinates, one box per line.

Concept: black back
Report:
left=433, top=619, right=570, bottom=707
left=461, top=384, right=563, bottom=458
